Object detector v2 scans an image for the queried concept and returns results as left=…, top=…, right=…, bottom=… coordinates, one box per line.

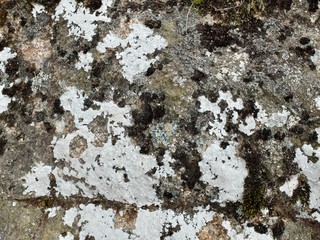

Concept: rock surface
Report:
left=1, top=0, right=320, bottom=239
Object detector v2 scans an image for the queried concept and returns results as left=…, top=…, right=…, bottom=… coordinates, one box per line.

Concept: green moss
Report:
left=242, top=176, right=266, bottom=218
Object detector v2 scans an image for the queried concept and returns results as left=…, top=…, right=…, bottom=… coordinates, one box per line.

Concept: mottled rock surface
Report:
left=1, top=0, right=320, bottom=239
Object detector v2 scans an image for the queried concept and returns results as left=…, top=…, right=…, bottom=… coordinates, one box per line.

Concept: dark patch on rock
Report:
left=132, top=103, right=154, bottom=126
left=144, top=19, right=162, bottom=29
left=272, top=219, right=285, bottom=238
left=274, top=131, right=285, bottom=141
left=220, top=141, right=229, bottom=149
left=2, top=81, right=32, bottom=99
left=197, top=24, right=235, bottom=52
left=53, top=99, right=65, bottom=114
left=290, top=45, right=316, bottom=69
left=139, top=137, right=153, bottom=154
left=289, top=125, right=304, bottom=134
left=172, top=147, right=202, bottom=190
left=300, top=37, right=311, bottom=45
left=78, top=0, right=102, bottom=12
left=307, top=0, right=319, bottom=12
left=269, top=0, right=293, bottom=10
left=254, top=222, right=268, bottom=234
left=153, top=105, right=165, bottom=120
left=308, top=131, right=318, bottom=143
left=163, top=191, right=174, bottom=199
left=284, top=93, right=293, bottom=102
left=44, top=121, right=55, bottom=134
left=191, top=69, right=207, bottom=82
left=145, top=66, right=156, bottom=76
left=299, top=110, right=310, bottom=124
left=5, top=57, right=19, bottom=78
left=0, top=136, right=7, bottom=155
left=254, top=128, right=272, bottom=141
left=239, top=99, right=258, bottom=119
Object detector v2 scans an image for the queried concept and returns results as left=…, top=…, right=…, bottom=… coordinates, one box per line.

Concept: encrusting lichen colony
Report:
left=1, top=0, right=320, bottom=239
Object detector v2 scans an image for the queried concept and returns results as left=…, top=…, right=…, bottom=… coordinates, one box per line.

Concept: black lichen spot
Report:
left=300, top=37, right=311, bottom=45
left=284, top=93, right=293, bottom=103
left=275, top=0, right=293, bottom=10
left=145, top=66, right=156, bottom=76
left=2, top=81, right=32, bottom=99
left=53, top=99, right=65, bottom=114
left=272, top=220, right=285, bottom=238
left=308, top=131, right=318, bottom=143
left=20, top=17, right=27, bottom=27
left=290, top=45, right=316, bottom=69
left=307, top=0, right=319, bottom=12
left=299, top=111, right=310, bottom=124
left=274, top=131, right=285, bottom=141
left=172, top=147, right=202, bottom=190
left=0, top=136, right=7, bottom=155
left=5, top=57, right=19, bottom=78
left=44, top=122, right=55, bottom=133
left=153, top=105, right=165, bottom=120
left=163, top=191, right=174, bottom=199
left=254, top=222, right=268, bottom=234
left=220, top=141, right=229, bottom=149
left=191, top=69, right=207, bottom=82
left=144, top=19, right=162, bottom=29
left=84, top=0, right=102, bottom=12
left=239, top=99, right=258, bottom=119
left=197, top=23, right=234, bottom=52
left=254, top=128, right=272, bottom=141
left=289, top=125, right=304, bottom=134
left=132, top=103, right=153, bottom=126
left=91, top=60, right=105, bottom=78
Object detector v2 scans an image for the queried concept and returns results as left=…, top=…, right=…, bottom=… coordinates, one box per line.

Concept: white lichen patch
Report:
left=97, top=23, right=167, bottom=82
left=279, top=174, right=299, bottom=197
left=22, top=86, right=169, bottom=206
left=239, top=103, right=293, bottom=136
left=75, top=51, right=93, bottom=72
left=314, top=96, right=320, bottom=110
left=59, top=232, right=74, bottom=240
left=0, top=84, right=12, bottom=114
left=199, top=140, right=248, bottom=203
left=46, top=207, right=60, bottom=218
left=0, top=47, right=16, bottom=72
left=22, top=162, right=52, bottom=196
left=198, top=90, right=243, bottom=139
left=222, top=220, right=273, bottom=240
left=32, top=3, right=46, bottom=19
left=294, top=147, right=320, bottom=209
left=238, top=116, right=256, bottom=136
left=54, top=0, right=113, bottom=41
left=62, top=204, right=214, bottom=240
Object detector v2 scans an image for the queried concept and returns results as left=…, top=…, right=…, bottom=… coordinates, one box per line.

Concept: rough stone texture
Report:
left=1, top=0, right=320, bottom=239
